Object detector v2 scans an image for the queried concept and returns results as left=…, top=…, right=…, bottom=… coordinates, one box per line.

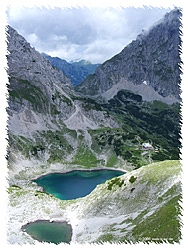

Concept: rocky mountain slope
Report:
left=42, top=53, right=100, bottom=86
left=6, top=25, right=124, bottom=179
left=7, top=25, right=74, bottom=135
left=76, top=8, right=182, bottom=104
left=7, top=26, right=117, bottom=135
left=6, top=8, right=182, bottom=245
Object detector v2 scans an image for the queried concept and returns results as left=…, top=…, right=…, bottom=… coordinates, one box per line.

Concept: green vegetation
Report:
left=8, top=135, right=38, bottom=158
left=132, top=194, right=182, bottom=243
left=8, top=128, right=77, bottom=163
left=7, top=14, right=182, bottom=244
left=34, top=190, right=47, bottom=197
left=8, top=82, right=181, bottom=170
left=96, top=233, right=117, bottom=243
left=129, top=175, right=137, bottom=183
left=107, top=177, right=125, bottom=190
left=8, top=77, right=73, bottom=117
left=92, top=160, right=182, bottom=244
left=89, top=126, right=158, bottom=169
left=8, top=77, right=48, bottom=113
left=7, top=185, right=21, bottom=194
left=7, top=67, right=181, bottom=170
left=99, top=90, right=181, bottom=168
left=51, top=90, right=72, bottom=106
left=140, top=160, right=181, bottom=184
left=71, top=145, right=100, bottom=168
left=7, top=185, right=27, bottom=198
left=106, top=152, right=119, bottom=168
left=9, top=87, right=181, bottom=169
left=34, top=190, right=55, bottom=199
left=70, top=94, right=103, bottom=111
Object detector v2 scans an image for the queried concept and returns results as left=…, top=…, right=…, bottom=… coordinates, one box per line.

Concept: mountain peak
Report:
left=75, top=8, right=182, bottom=104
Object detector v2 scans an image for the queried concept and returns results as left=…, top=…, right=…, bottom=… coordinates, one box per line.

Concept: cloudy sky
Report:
left=7, top=6, right=171, bottom=64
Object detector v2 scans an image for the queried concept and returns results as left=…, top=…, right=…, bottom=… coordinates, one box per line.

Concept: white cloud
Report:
left=27, top=33, right=38, bottom=44
left=82, top=39, right=127, bottom=63
left=6, top=6, right=171, bottom=63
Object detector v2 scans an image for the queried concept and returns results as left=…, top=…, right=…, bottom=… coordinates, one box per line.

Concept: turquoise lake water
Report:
left=34, top=169, right=125, bottom=200
left=22, top=220, right=72, bottom=244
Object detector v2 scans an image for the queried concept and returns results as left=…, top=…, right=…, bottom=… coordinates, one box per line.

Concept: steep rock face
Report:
left=6, top=26, right=117, bottom=137
left=7, top=26, right=73, bottom=95
left=76, top=8, right=182, bottom=103
left=6, top=26, right=76, bottom=134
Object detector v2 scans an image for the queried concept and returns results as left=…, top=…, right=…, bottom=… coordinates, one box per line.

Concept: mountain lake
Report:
left=23, top=169, right=125, bottom=243
left=22, top=220, right=72, bottom=244
left=33, top=169, right=125, bottom=200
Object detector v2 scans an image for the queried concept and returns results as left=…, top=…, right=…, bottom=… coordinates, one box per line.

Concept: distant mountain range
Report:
left=42, top=53, right=100, bottom=86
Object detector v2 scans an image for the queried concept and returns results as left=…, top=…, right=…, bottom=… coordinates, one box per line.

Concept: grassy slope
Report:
left=8, top=160, right=182, bottom=244
left=68, top=160, right=182, bottom=243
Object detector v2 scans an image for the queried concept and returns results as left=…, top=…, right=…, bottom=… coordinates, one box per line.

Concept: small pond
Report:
left=22, top=220, right=72, bottom=244
left=34, top=169, right=125, bottom=200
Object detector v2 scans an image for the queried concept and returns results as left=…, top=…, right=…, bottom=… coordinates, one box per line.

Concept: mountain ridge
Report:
left=75, top=8, right=182, bottom=104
